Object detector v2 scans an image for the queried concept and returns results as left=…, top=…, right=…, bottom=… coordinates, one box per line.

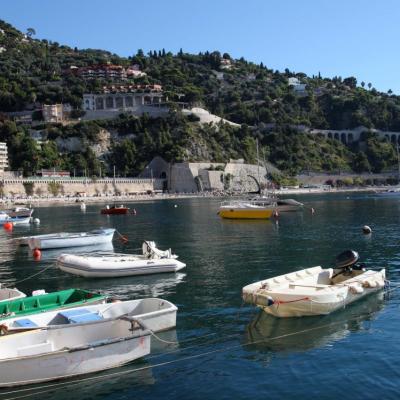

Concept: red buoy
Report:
left=3, top=222, right=13, bottom=231
left=33, top=248, right=41, bottom=261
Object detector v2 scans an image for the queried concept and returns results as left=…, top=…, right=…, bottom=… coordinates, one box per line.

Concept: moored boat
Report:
left=9, top=216, right=31, bottom=225
left=375, top=187, right=400, bottom=196
left=0, top=289, right=106, bottom=321
left=0, top=299, right=162, bottom=387
left=218, top=200, right=274, bottom=219
left=276, top=198, right=304, bottom=212
left=27, top=228, right=115, bottom=250
left=5, top=207, right=34, bottom=218
left=0, top=212, right=9, bottom=223
left=101, top=205, right=129, bottom=215
left=16, top=232, right=69, bottom=246
left=2, top=297, right=177, bottom=333
left=57, top=241, right=186, bottom=278
left=242, top=250, right=386, bottom=317
left=248, top=196, right=304, bottom=212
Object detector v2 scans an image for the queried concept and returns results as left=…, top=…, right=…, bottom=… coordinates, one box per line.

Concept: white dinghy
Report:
left=6, top=207, right=34, bottom=218
left=57, top=241, right=186, bottom=278
left=2, top=297, right=177, bottom=333
left=0, top=298, right=177, bottom=387
left=0, top=310, right=150, bottom=387
left=242, top=250, right=386, bottom=317
left=27, top=228, right=115, bottom=250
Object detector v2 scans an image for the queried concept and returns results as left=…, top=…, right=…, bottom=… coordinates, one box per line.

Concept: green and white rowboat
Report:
left=0, top=289, right=106, bottom=321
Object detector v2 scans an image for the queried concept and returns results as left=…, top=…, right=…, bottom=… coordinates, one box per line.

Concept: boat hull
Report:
left=101, top=208, right=129, bottom=215
left=219, top=208, right=273, bottom=219
left=242, top=266, right=386, bottom=317
left=28, top=229, right=115, bottom=250
left=276, top=204, right=303, bottom=212
left=10, top=217, right=31, bottom=225
left=0, top=322, right=150, bottom=387
left=259, top=284, right=383, bottom=317
left=6, top=208, right=34, bottom=218
left=57, top=255, right=186, bottom=278
left=0, top=289, right=105, bottom=321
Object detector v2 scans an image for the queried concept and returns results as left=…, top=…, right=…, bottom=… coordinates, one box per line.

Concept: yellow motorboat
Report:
left=218, top=200, right=274, bottom=219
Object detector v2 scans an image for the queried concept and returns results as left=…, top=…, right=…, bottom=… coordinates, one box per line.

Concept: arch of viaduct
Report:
left=312, top=129, right=400, bottom=145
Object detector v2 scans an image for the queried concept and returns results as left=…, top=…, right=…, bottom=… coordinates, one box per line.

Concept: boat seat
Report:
left=58, top=308, right=103, bottom=324
left=13, top=318, right=38, bottom=328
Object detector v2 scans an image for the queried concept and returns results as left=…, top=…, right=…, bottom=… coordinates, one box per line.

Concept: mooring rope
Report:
left=2, top=264, right=55, bottom=288
left=114, top=230, right=129, bottom=243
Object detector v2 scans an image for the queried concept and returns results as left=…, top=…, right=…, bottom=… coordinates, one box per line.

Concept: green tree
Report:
left=48, top=181, right=62, bottom=196
left=26, top=27, right=36, bottom=37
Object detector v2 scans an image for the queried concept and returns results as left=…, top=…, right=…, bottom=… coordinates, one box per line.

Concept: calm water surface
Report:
left=1, top=193, right=400, bottom=400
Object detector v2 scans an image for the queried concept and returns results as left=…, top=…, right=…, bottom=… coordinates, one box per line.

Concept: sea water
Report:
left=0, top=193, right=399, bottom=400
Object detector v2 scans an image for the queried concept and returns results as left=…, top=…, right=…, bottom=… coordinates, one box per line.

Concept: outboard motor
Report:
left=335, top=250, right=359, bottom=269
left=333, top=250, right=365, bottom=279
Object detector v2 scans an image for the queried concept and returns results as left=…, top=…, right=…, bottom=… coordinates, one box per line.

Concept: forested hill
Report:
left=0, top=19, right=399, bottom=177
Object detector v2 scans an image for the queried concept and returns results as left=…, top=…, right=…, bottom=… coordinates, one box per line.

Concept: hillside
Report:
left=0, top=20, right=399, bottom=178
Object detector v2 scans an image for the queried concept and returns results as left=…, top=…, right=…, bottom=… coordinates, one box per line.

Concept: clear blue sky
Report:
left=2, top=0, right=399, bottom=93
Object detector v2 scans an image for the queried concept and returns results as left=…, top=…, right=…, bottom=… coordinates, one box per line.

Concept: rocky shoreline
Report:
left=0, top=185, right=388, bottom=208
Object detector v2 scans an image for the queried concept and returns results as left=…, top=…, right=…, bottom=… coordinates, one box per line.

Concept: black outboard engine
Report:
left=335, top=250, right=359, bottom=269
left=332, top=250, right=361, bottom=279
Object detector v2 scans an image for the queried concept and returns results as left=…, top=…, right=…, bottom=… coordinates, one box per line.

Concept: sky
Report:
left=2, top=0, right=400, bottom=93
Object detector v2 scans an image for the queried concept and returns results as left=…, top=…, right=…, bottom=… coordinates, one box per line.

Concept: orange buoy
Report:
left=3, top=222, right=13, bottom=231
left=32, top=248, right=41, bottom=261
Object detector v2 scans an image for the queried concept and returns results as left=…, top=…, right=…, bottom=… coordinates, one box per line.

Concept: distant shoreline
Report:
left=0, top=186, right=388, bottom=208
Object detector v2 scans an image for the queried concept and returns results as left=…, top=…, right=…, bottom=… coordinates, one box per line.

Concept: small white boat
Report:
left=9, top=216, right=31, bottom=226
left=242, top=250, right=386, bottom=317
left=5, top=207, right=34, bottom=218
left=249, top=196, right=304, bottom=212
left=0, top=298, right=177, bottom=387
left=276, top=198, right=304, bottom=212
left=2, top=297, right=177, bottom=334
left=16, top=232, right=69, bottom=246
left=375, top=187, right=400, bottom=196
left=57, top=241, right=186, bottom=278
left=0, top=284, right=26, bottom=303
left=27, top=228, right=115, bottom=250
left=0, top=213, right=31, bottom=225
left=0, top=212, right=9, bottom=223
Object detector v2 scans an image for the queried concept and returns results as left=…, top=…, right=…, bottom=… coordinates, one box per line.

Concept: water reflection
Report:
left=245, top=292, right=385, bottom=353
left=94, top=273, right=187, bottom=299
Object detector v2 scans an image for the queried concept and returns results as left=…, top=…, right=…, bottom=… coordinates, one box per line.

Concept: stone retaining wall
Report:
left=0, top=178, right=163, bottom=197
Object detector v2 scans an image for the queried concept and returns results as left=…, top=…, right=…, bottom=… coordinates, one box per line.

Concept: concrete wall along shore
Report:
left=0, top=178, right=163, bottom=197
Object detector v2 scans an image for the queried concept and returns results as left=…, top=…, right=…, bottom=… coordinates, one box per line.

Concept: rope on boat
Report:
left=2, top=265, right=54, bottom=288
left=115, top=230, right=129, bottom=244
